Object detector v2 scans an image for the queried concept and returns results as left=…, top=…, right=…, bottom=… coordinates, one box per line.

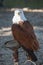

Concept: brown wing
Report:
left=19, top=21, right=39, bottom=50
left=12, top=21, right=39, bottom=51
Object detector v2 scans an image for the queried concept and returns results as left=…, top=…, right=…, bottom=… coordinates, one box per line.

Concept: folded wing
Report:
left=12, top=21, right=39, bottom=51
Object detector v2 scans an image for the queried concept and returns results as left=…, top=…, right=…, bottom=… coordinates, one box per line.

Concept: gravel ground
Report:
left=0, top=9, right=43, bottom=65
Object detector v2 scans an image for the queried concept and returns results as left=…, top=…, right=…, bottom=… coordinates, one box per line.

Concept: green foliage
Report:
left=4, top=0, right=25, bottom=8
left=3, top=0, right=43, bottom=8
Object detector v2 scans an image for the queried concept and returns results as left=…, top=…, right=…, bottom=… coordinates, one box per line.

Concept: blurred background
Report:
left=0, top=0, right=43, bottom=8
left=0, top=0, right=43, bottom=65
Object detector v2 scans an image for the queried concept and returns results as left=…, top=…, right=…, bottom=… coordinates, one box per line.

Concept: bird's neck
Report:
left=12, top=15, right=27, bottom=24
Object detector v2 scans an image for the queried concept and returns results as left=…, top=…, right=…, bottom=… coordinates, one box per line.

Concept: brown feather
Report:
left=12, top=21, right=39, bottom=51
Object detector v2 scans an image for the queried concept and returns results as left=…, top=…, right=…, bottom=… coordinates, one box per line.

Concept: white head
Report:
left=12, top=9, right=27, bottom=24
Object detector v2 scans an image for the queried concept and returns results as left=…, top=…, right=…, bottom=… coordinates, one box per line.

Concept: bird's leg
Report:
left=26, top=52, right=32, bottom=61
left=12, top=48, right=18, bottom=65
left=27, top=55, right=32, bottom=61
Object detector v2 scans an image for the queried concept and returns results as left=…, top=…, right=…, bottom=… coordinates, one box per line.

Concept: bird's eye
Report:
left=18, top=12, right=21, bottom=15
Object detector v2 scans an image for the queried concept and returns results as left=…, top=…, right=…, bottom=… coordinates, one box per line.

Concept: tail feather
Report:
left=22, top=46, right=37, bottom=62
left=28, top=50, right=37, bottom=62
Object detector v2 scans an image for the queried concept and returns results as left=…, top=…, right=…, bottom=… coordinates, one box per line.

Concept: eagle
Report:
left=12, top=9, right=39, bottom=62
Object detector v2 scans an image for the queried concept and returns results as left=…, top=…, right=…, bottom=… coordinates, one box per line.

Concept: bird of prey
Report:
left=12, top=9, right=39, bottom=62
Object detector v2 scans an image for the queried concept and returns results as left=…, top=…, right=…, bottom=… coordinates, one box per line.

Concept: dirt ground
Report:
left=0, top=8, right=43, bottom=65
